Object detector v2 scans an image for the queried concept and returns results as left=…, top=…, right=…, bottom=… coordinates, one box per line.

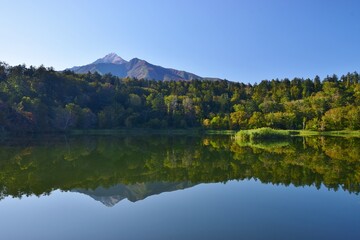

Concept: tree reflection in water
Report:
left=0, top=134, right=359, bottom=203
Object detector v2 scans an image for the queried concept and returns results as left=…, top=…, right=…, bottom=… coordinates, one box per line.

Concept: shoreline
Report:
left=0, top=128, right=360, bottom=138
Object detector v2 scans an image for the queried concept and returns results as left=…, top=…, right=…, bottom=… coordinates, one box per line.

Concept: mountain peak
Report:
left=93, top=53, right=127, bottom=65
left=67, top=53, right=208, bottom=81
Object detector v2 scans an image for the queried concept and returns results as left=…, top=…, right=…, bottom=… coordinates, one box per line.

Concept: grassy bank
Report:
left=235, top=128, right=360, bottom=141
left=235, top=128, right=294, bottom=141
left=298, top=130, right=360, bottom=137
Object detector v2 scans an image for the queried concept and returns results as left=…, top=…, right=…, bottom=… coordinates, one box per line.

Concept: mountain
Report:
left=73, top=181, right=196, bottom=207
left=66, top=53, right=207, bottom=81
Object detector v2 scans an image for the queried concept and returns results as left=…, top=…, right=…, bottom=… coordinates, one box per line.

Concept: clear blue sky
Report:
left=1, top=0, right=360, bottom=83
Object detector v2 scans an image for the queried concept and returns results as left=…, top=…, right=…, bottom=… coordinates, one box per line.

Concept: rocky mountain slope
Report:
left=67, top=53, right=204, bottom=81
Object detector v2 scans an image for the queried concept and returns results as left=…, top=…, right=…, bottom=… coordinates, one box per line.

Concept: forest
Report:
left=1, top=62, right=360, bottom=132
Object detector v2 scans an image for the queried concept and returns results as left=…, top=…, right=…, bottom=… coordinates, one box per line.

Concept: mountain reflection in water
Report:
left=0, top=134, right=359, bottom=205
left=74, top=182, right=195, bottom=207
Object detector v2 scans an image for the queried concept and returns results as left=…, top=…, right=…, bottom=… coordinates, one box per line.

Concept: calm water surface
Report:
left=0, top=134, right=359, bottom=239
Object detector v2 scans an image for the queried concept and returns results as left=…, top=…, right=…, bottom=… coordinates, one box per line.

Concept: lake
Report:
left=0, top=133, right=359, bottom=239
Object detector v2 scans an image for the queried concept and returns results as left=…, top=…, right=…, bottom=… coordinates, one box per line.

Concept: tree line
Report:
left=0, top=62, right=360, bottom=131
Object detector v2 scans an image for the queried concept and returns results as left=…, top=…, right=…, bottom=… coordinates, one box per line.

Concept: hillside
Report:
left=0, top=62, right=359, bottom=132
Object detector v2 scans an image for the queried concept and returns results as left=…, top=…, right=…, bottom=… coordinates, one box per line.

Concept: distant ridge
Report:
left=67, top=53, right=223, bottom=81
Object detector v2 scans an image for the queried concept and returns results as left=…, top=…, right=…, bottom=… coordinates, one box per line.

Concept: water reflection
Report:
left=74, top=182, right=195, bottom=206
left=0, top=134, right=359, bottom=204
